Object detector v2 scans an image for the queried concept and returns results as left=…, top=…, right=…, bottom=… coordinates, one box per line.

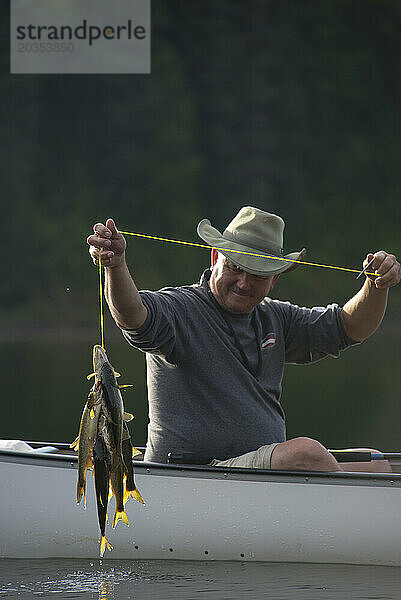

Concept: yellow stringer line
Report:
left=99, top=251, right=105, bottom=349
left=119, top=231, right=377, bottom=277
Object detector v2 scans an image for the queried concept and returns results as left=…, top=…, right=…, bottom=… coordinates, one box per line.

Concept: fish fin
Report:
left=87, top=372, right=96, bottom=380
left=132, top=486, right=145, bottom=505
left=70, top=437, right=79, bottom=450
left=132, top=446, right=142, bottom=457
left=114, top=371, right=121, bottom=378
left=124, top=486, right=145, bottom=506
left=123, top=411, right=134, bottom=421
left=77, top=483, right=86, bottom=507
left=122, top=429, right=130, bottom=441
left=100, top=535, right=113, bottom=557
left=119, top=384, right=134, bottom=390
left=113, top=509, right=129, bottom=528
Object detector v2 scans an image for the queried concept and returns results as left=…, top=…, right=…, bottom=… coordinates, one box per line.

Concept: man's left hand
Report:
left=364, top=251, right=401, bottom=289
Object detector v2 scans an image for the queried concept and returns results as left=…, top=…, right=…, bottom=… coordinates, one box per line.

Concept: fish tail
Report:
left=123, top=485, right=145, bottom=506
left=132, top=486, right=145, bottom=505
left=100, top=535, right=113, bottom=557
left=76, top=483, right=86, bottom=507
left=112, top=509, right=129, bottom=529
left=129, top=485, right=145, bottom=504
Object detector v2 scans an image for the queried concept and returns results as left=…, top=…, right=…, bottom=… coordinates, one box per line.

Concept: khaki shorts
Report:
left=210, top=443, right=279, bottom=470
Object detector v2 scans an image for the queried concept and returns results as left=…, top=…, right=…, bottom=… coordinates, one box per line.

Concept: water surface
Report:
left=0, top=559, right=400, bottom=599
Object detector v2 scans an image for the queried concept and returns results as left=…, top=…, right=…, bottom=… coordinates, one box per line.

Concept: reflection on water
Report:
left=1, top=325, right=400, bottom=451
left=99, top=578, right=114, bottom=600
left=0, top=559, right=400, bottom=599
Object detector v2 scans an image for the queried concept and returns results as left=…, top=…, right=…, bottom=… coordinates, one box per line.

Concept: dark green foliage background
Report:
left=1, top=1, right=400, bottom=449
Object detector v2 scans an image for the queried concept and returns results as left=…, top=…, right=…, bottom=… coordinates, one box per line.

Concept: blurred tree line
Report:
left=2, top=0, right=400, bottom=330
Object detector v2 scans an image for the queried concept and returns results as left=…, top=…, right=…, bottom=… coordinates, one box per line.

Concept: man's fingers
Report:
left=93, top=222, right=112, bottom=238
left=87, top=218, right=126, bottom=269
left=88, top=219, right=120, bottom=248
left=375, top=254, right=396, bottom=276
left=365, top=251, right=401, bottom=289
left=105, top=218, right=119, bottom=236
left=90, top=248, right=114, bottom=264
left=87, top=234, right=112, bottom=249
left=363, top=253, right=374, bottom=268
left=375, top=264, right=401, bottom=288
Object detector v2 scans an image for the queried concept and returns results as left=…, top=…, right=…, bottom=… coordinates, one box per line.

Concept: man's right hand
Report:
left=87, top=218, right=126, bottom=268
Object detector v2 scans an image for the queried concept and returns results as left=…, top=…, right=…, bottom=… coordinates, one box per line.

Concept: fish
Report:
left=97, top=354, right=130, bottom=528
left=122, top=422, right=145, bottom=506
left=71, top=380, right=102, bottom=507
left=93, top=431, right=113, bottom=556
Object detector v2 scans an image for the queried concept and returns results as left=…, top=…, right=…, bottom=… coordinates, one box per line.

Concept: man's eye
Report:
left=228, top=263, right=241, bottom=272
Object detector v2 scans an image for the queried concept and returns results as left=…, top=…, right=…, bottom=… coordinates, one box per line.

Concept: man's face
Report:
left=209, top=251, right=280, bottom=314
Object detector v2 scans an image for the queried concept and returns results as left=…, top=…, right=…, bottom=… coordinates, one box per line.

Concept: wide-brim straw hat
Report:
left=197, top=206, right=306, bottom=276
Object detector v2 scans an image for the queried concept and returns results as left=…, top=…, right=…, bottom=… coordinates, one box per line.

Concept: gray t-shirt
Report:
left=123, top=270, right=356, bottom=463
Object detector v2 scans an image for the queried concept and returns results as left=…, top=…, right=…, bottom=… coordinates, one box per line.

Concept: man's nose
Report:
left=236, top=272, right=251, bottom=289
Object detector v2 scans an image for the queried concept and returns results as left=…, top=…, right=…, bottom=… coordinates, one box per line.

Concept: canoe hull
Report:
left=1, top=450, right=401, bottom=565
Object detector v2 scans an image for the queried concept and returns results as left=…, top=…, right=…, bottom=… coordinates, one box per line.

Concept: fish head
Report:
left=92, top=345, right=109, bottom=374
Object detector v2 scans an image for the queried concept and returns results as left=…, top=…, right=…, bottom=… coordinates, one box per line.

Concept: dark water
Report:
left=0, top=559, right=400, bottom=599
left=1, top=323, right=399, bottom=451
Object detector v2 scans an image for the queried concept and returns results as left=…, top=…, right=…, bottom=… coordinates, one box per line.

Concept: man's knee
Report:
left=272, top=437, right=341, bottom=471
left=287, top=437, right=329, bottom=469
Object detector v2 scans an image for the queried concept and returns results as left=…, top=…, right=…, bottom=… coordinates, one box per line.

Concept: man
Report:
left=87, top=207, right=400, bottom=472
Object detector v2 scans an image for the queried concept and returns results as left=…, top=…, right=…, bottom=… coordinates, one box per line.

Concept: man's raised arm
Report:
left=87, top=218, right=148, bottom=331
left=340, top=251, right=400, bottom=342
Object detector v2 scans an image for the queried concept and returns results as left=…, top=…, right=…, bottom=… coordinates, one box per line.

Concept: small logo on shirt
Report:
left=261, top=332, right=276, bottom=350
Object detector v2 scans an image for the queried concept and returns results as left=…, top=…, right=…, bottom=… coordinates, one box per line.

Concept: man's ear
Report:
left=271, top=273, right=281, bottom=289
left=211, top=248, right=218, bottom=268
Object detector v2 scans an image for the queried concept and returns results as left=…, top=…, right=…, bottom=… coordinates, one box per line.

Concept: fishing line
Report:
left=119, top=230, right=377, bottom=277
left=96, top=229, right=377, bottom=342
left=99, top=251, right=105, bottom=349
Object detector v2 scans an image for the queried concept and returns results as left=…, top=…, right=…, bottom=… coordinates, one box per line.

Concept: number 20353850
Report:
left=17, top=42, right=74, bottom=52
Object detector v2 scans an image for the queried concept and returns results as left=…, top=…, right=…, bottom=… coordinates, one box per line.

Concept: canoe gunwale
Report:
left=1, top=446, right=401, bottom=488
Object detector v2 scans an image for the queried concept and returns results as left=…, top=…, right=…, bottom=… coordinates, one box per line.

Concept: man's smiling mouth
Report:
left=231, top=289, right=250, bottom=297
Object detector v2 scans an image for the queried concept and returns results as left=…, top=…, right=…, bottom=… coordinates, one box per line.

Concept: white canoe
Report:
left=1, top=442, right=401, bottom=566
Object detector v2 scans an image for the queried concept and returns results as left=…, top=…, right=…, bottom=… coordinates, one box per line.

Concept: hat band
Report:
left=222, top=230, right=283, bottom=256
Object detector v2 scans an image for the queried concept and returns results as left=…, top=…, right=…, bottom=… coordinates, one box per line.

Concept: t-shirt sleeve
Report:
left=122, top=290, right=183, bottom=361
left=274, top=301, right=359, bottom=364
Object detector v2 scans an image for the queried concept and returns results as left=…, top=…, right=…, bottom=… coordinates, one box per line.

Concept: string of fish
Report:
left=70, top=252, right=144, bottom=557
